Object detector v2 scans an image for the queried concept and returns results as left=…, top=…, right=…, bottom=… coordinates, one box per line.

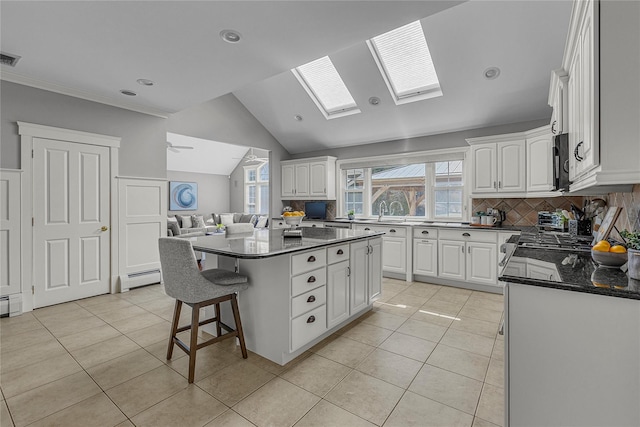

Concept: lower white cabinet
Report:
left=368, top=238, right=382, bottom=303
left=382, top=236, right=405, bottom=274
left=291, top=305, right=326, bottom=351
left=413, top=238, right=438, bottom=277
left=349, top=238, right=382, bottom=314
left=437, top=230, right=498, bottom=287
left=327, top=260, right=350, bottom=329
left=466, top=242, right=498, bottom=285
left=438, top=240, right=466, bottom=281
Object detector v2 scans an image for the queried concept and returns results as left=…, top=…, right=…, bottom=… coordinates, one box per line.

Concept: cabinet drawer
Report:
left=413, top=227, right=438, bottom=239
left=291, top=286, right=326, bottom=318
left=291, top=249, right=327, bottom=276
left=291, top=305, right=327, bottom=351
left=292, top=267, right=326, bottom=297
left=378, top=226, right=406, bottom=237
left=327, top=244, right=349, bottom=264
left=439, top=229, right=497, bottom=243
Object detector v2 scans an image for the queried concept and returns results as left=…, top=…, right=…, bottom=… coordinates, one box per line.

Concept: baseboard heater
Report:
left=119, top=269, right=162, bottom=292
left=0, top=294, right=23, bottom=317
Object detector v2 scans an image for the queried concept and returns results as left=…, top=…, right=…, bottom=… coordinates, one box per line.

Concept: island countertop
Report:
left=190, top=227, right=385, bottom=259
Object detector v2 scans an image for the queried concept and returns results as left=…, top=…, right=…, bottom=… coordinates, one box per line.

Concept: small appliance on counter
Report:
left=537, top=211, right=567, bottom=231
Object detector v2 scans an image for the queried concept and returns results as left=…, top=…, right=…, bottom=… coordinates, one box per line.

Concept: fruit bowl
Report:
left=282, top=215, right=305, bottom=226
left=591, top=249, right=628, bottom=268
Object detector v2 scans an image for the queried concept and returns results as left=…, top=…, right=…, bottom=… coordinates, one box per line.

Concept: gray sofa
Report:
left=167, top=213, right=268, bottom=237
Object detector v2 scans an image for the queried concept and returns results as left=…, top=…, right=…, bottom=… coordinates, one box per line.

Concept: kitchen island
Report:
left=500, top=243, right=640, bottom=427
left=190, top=227, right=384, bottom=365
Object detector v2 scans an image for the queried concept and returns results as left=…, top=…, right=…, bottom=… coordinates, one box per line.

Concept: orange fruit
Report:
left=592, top=240, right=611, bottom=252
left=609, top=245, right=627, bottom=253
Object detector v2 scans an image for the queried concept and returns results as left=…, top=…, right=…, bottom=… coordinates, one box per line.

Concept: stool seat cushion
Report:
left=201, top=268, right=248, bottom=286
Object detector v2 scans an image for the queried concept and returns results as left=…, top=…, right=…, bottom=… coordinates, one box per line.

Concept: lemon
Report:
left=609, top=245, right=627, bottom=253
left=592, top=240, right=611, bottom=252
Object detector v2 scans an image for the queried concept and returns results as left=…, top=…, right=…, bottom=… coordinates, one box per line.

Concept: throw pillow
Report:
left=233, top=213, right=243, bottom=223
left=250, top=215, right=258, bottom=227
left=239, top=214, right=255, bottom=223
left=169, top=215, right=182, bottom=227
left=220, top=213, right=234, bottom=226
left=211, top=213, right=221, bottom=225
left=178, top=215, right=193, bottom=229
left=255, top=215, right=268, bottom=228
left=167, top=222, right=180, bottom=236
left=192, top=214, right=206, bottom=229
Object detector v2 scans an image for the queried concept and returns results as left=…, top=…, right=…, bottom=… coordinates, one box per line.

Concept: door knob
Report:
left=101, top=226, right=108, bottom=232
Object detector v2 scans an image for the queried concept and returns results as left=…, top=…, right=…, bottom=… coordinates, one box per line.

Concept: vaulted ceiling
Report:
left=1, top=1, right=572, bottom=155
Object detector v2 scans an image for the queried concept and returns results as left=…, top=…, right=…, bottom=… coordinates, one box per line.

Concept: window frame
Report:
left=244, top=162, right=269, bottom=215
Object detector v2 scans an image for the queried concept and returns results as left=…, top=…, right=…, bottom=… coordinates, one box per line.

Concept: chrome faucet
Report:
left=378, top=200, right=388, bottom=222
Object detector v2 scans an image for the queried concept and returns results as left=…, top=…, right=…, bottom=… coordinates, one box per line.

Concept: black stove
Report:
left=517, top=231, right=593, bottom=252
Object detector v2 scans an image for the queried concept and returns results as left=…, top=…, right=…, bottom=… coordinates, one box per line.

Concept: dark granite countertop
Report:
left=327, top=218, right=533, bottom=232
left=190, top=227, right=384, bottom=259
left=500, top=246, right=640, bottom=300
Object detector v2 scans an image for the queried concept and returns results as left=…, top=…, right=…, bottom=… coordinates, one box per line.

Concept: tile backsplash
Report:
left=472, top=196, right=585, bottom=226
left=606, top=184, right=640, bottom=237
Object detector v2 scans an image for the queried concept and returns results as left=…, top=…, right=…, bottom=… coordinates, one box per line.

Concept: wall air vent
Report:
left=0, top=52, right=21, bottom=67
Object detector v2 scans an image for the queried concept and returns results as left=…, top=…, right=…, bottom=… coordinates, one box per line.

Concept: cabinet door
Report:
left=471, top=145, right=497, bottom=193
left=382, top=236, right=406, bottom=274
left=438, top=240, right=465, bottom=281
left=327, top=260, right=350, bottom=328
left=497, top=140, right=526, bottom=192
left=466, top=242, right=498, bottom=286
left=309, top=161, right=327, bottom=198
left=567, top=52, right=580, bottom=182
left=368, top=238, right=382, bottom=303
left=526, top=134, right=553, bottom=192
left=295, top=164, right=310, bottom=196
left=350, top=240, right=369, bottom=314
left=413, top=239, right=437, bottom=277
left=578, top=1, right=599, bottom=177
left=281, top=164, right=296, bottom=197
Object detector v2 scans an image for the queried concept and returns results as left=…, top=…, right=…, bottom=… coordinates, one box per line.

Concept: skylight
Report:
left=368, top=20, right=442, bottom=105
left=292, top=56, right=360, bottom=120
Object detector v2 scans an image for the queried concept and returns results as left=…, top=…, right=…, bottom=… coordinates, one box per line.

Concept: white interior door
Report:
left=33, top=138, right=110, bottom=307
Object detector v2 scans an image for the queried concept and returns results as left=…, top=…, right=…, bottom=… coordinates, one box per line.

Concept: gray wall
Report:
left=1, top=81, right=167, bottom=178
left=167, top=94, right=290, bottom=218
left=290, top=119, right=550, bottom=160
left=167, top=170, right=230, bottom=216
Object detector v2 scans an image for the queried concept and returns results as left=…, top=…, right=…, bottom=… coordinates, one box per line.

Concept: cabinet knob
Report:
left=307, top=295, right=316, bottom=303
left=389, top=229, right=396, bottom=233
left=498, top=181, right=502, bottom=189
left=307, top=256, right=316, bottom=263
left=574, top=141, right=584, bottom=161
left=307, top=276, right=316, bottom=283
left=364, top=227, right=370, bottom=231
left=421, top=230, right=429, bottom=235
left=307, top=315, right=316, bottom=323
left=551, top=120, right=557, bottom=134
left=337, top=249, right=344, bottom=255
left=493, top=181, right=497, bottom=189
left=462, top=232, right=471, bottom=237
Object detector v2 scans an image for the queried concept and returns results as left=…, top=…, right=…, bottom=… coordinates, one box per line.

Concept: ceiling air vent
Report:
left=0, top=52, right=21, bottom=67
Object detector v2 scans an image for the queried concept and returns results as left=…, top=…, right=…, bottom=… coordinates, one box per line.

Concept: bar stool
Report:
left=158, top=237, right=249, bottom=383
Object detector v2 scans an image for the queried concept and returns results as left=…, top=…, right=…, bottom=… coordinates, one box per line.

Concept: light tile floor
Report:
left=0, top=279, right=505, bottom=427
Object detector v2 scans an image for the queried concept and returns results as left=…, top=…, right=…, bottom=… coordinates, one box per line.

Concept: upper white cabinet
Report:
left=548, top=69, right=569, bottom=135
left=468, top=126, right=556, bottom=197
left=281, top=156, right=336, bottom=200
left=468, top=137, right=526, bottom=195
left=558, top=0, right=639, bottom=193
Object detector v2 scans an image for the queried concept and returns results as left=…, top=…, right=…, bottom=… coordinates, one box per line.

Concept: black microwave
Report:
left=552, top=133, right=570, bottom=192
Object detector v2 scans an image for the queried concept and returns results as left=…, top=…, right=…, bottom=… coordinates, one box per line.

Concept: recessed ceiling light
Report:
left=369, top=97, right=381, bottom=106
left=137, top=78, right=154, bottom=86
left=484, top=67, right=501, bottom=80
left=220, top=30, right=242, bottom=43
left=294, top=115, right=303, bottom=121
left=120, top=89, right=137, bottom=96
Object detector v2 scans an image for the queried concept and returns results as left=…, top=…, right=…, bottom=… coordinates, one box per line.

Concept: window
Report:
left=344, top=169, right=365, bottom=215
left=433, top=161, right=463, bottom=218
left=368, top=20, right=442, bottom=105
left=339, top=157, right=464, bottom=221
left=292, top=56, right=360, bottom=120
left=244, top=163, right=269, bottom=215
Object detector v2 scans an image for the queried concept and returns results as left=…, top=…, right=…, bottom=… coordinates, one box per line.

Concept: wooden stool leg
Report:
left=230, top=293, right=248, bottom=359
left=188, top=303, right=200, bottom=383
left=215, top=302, right=222, bottom=337
left=167, top=300, right=182, bottom=360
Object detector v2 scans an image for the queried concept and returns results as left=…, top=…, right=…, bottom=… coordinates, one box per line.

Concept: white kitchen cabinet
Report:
left=438, top=240, right=466, bottom=281
left=438, top=229, right=499, bottom=287
left=548, top=69, right=568, bottom=135
left=354, top=224, right=409, bottom=280
left=368, top=238, right=382, bottom=303
left=281, top=156, right=336, bottom=200
left=468, top=139, right=525, bottom=194
left=350, top=240, right=369, bottom=315
left=0, top=170, right=22, bottom=307
left=561, top=0, right=639, bottom=193
left=505, top=283, right=640, bottom=426
left=326, top=260, right=350, bottom=328
left=413, top=226, right=438, bottom=277
left=526, top=130, right=554, bottom=192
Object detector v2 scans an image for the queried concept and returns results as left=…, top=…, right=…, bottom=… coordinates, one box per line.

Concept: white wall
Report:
left=167, top=170, right=230, bottom=216
left=1, top=81, right=167, bottom=178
